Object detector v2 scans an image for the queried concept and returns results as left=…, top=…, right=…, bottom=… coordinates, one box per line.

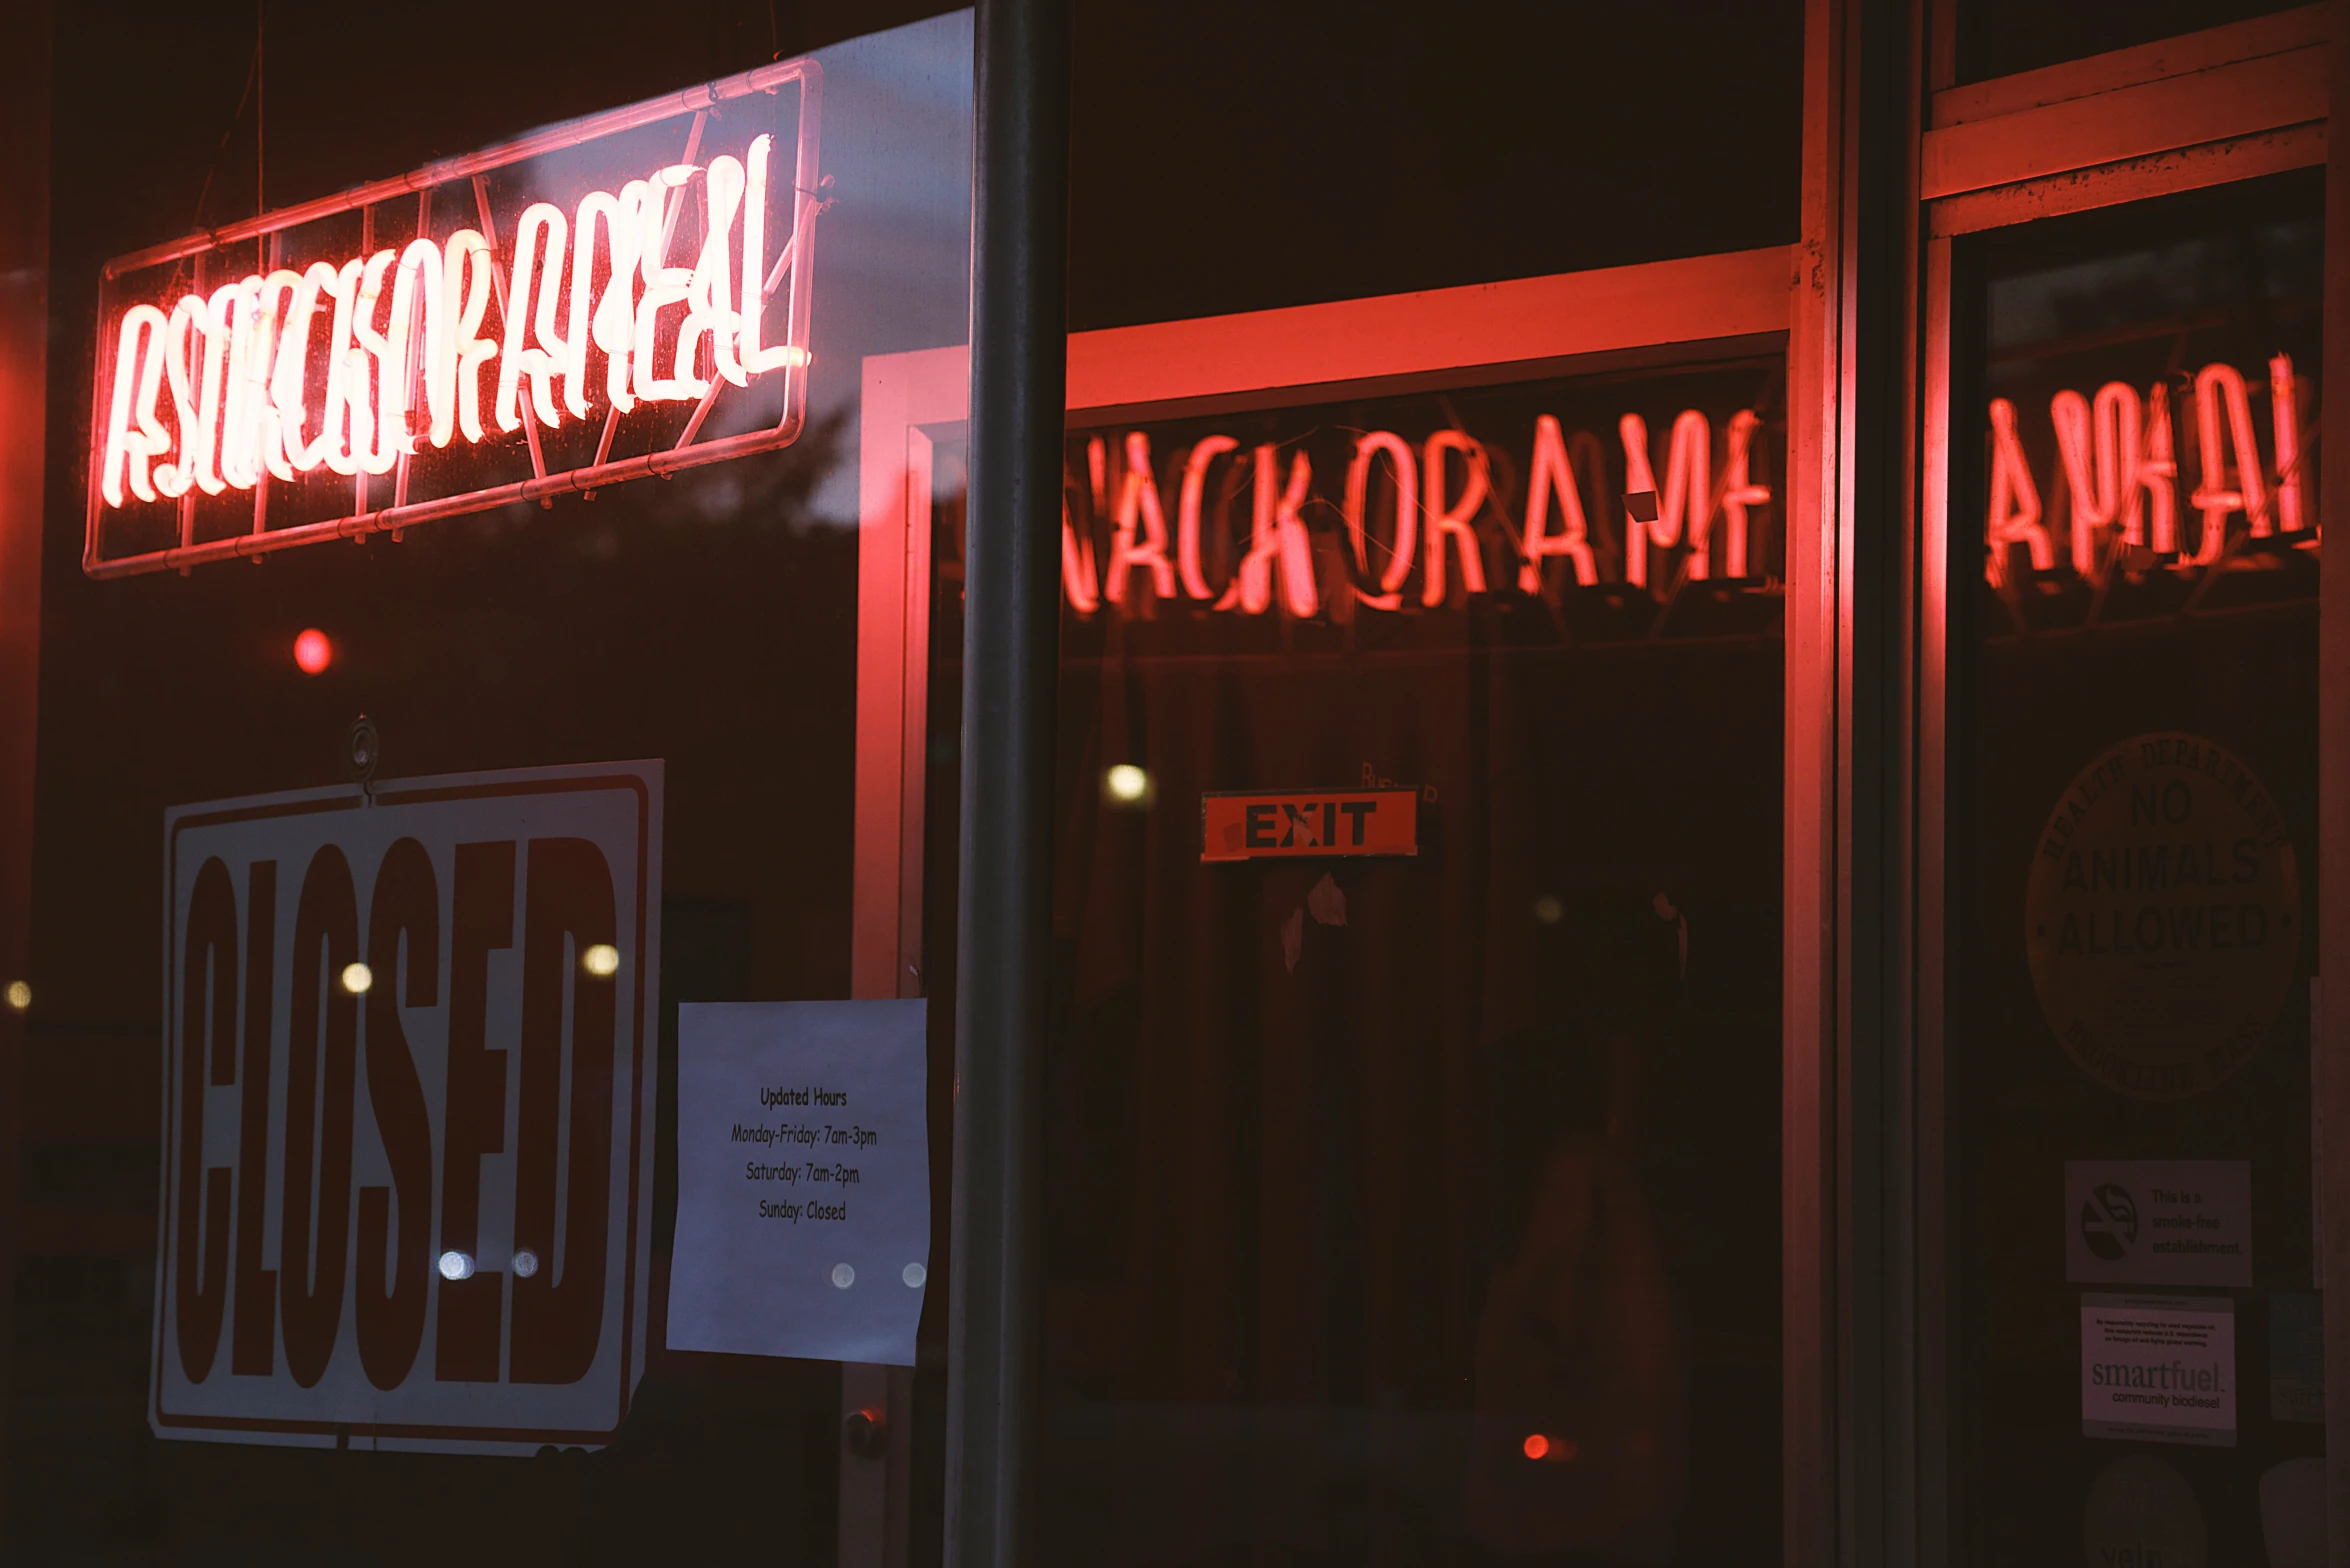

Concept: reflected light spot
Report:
left=293, top=628, right=334, bottom=675
left=1105, top=764, right=1148, bottom=804
left=1532, top=894, right=1563, bottom=925
left=438, top=1250, right=475, bottom=1282
left=902, top=1262, right=926, bottom=1289
left=3, top=980, right=27, bottom=1012
left=513, top=1249, right=539, bottom=1279
left=340, top=962, right=373, bottom=995
left=582, top=943, right=620, bottom=978
left=1522, top=1434, right=1549, bottom=1460
left=831, top=1263, right=856, bottom=1289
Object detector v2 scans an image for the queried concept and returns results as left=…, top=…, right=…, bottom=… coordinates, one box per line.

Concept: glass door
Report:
left=1947, top=168, right=2325, bottom=1565
left=1921, top=9, right=2334, bottom=1558
left=857, top=249, right=1807, bottom=1564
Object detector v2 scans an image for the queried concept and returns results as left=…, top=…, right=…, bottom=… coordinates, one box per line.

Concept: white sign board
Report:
left=668, top=1001, right=928, bottom=1365
left=152, top=762, right=662, bottom=1453
left=2065, top=1159, right=2252, bottom=1288
left=2082, top=1293, right=2236, bottom=1447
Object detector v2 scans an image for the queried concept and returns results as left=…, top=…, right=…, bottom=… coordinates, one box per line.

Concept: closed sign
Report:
left=152, top=763, right=661, bottom=1452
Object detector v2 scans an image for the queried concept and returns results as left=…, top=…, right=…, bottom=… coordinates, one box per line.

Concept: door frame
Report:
left=1906, top=3, right=2339, bottom=1559
left=848, top=241, right=1812, bottom=1562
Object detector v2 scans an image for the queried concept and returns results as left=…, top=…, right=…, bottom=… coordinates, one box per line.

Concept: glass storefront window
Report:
left=19, top=1, right=2340, bottom=1560
left=13, top=9, right=971, bottom=1560
left=918, top=355, right=1790, bottom=1563
left=1950, top=171, right=2326, bottom=1561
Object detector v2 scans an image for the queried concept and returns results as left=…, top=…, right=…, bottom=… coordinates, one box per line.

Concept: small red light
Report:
left=293, top=628, right=333, bottom=675
left=1522, top=1434, right=1549, bottom=1460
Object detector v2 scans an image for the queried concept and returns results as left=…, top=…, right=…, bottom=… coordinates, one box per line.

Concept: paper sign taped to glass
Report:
left=2082, top=1292, right=2235, bottom=1447
left=668, top=1000, right=928, bottom=1365
left=2064, top=1159, right=2251, bottom=1288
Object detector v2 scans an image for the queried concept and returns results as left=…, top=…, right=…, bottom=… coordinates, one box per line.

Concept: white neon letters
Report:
left=739, top=134, right=801, bottom=377
left=99, top=134, right=810, bottom=514
left=498, top=203, right=569, bottom=434
left=101, top=305, right=171, bottom=507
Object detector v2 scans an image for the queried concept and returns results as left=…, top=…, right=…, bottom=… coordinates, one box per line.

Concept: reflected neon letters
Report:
left=99, top=135, right=810, bottom=512
left=1983, top=356, right=2311, bottom=586
left=1063, top=405, right=1775, bottom=619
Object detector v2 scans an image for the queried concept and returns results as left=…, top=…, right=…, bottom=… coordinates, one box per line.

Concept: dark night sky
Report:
left=47, top=0, right=1804, bottom=336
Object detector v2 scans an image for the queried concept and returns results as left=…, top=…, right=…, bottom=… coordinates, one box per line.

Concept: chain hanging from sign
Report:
left=85, top=57, right=824, bottom=578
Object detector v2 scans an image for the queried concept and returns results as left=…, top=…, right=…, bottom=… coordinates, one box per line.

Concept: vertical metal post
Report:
left=1789, top=0, right=1848, bottom=1560
left=2316, top=0, right=2350, bottom=1547
left=1796, top=0, right=1924, bottom=1560
left=947, top=0, right=1069, bottom=1563
left=0, top=0, right=50, bottom=1537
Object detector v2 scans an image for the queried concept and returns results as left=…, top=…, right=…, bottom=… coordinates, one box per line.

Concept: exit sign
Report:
left=1199, top=789, right=1418, bottom=863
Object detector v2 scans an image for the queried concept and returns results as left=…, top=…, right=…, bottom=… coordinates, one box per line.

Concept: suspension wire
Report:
left=255, top=0, right=266, bottom=218
left=189, top=16, right=262, bottom=232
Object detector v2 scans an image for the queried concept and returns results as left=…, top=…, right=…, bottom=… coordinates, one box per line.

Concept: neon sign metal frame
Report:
left=84, top=56, right=823, bottom=580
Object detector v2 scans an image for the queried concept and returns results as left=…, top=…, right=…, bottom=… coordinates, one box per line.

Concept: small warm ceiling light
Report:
left=582, top=943, right=621, bottom=977
left=1532, top=894, right=1564, bottom=925
left=340, top=962, right=373, bottom=995
left=1522, top=1434, right=1550, bottom=1460
left=293, top=628, right=334, bottom=675
left=3, top=980, right=28, bottom=1012
left=1105, top=764, right=1148, bottom=803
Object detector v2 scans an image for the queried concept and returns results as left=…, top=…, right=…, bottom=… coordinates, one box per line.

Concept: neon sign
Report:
left=1056, top=397, right=1778, bottom=618
left=86, top=58, right=821, bottom=579
left=1984, top=355, right=2314, bottom=586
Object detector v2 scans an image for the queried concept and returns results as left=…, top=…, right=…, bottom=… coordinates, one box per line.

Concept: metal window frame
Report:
left=1909, top=4, right=2344, bottom=1562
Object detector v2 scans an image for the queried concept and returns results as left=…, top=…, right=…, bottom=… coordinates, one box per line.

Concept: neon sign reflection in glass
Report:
left=1984, top=355, right=2314, bottom=585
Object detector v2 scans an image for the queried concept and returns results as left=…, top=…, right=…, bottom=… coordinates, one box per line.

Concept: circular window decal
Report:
left=2082, top=1454, right=2204, bottom=1568
left=2025, top=733, right=2299, bottom=1101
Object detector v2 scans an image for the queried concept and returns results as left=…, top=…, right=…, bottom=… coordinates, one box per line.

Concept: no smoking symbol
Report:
left=2081, top=1183, right=2139, bottom=1261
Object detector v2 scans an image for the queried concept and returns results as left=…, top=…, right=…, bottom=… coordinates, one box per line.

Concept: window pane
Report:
left=1952, top=172, right=2325, bottom=1561
left=13, top=8, right=971, bottom=1561
left=928, top=356, right=1789, bottom=1563
left=1955, top=0, right=2300, bottom=86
